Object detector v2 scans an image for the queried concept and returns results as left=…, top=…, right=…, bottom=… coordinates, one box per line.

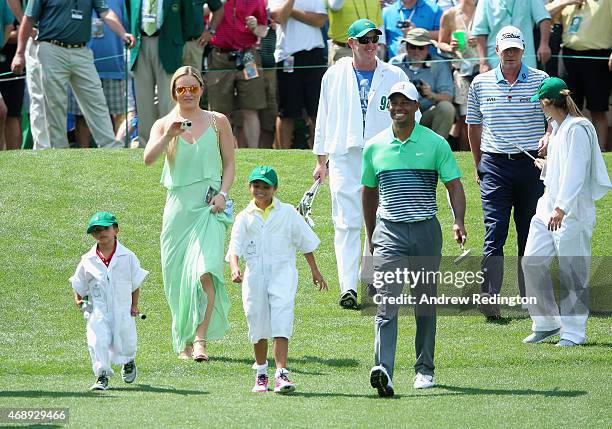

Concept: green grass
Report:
left=0, top=149, right=611, bottom=428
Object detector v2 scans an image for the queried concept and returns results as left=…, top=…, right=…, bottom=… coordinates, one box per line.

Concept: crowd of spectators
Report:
left=1, top=0, right=610, bottom=152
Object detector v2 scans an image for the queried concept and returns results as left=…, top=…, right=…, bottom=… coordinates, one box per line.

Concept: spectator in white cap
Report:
left=466, top=25, right=550, bottom=321
left=363, top=80, right=466, bottom=396
left=472, top=0, right=551, bottom=72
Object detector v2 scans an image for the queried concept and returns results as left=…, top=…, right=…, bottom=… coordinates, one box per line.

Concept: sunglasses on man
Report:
left=355, top=35, right=379, bottom=45
left=175, top=85, right=201, bottom=96
left=406, top=44, right=427, bottom=51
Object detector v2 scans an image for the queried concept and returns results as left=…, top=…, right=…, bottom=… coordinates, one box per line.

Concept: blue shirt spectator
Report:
left=88, top=0, right=127, bottom=79
left=389, top=27, right=455, bottom=138
left=390, top=53, right=453, bottom=112
left=1, top=0, right=15, bottom=48
left=383, top=0, right=441, bottom=58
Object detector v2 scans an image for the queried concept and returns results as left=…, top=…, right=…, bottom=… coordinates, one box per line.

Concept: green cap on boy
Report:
left=248, top=166, right=278, bottom=186
left=87, top=211, right=118, bottom=234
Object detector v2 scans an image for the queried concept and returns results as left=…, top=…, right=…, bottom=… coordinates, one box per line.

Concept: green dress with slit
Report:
left=160, top=127, right=232, bottom=353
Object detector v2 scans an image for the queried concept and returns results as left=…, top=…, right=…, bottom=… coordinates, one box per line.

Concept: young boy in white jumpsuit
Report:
left=522, top=78, right=611, bottom=346
left=227, top=166, right=328, bottom=394
left=71, top=212, right=149, bottom=390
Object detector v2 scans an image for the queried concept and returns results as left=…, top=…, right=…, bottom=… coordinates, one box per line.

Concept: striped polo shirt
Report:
left=362, top=124, right=462, bottom=223
left=466, top=63, right=548, bottom=153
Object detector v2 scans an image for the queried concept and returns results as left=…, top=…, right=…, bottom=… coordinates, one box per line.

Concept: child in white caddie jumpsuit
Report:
left=71, top=212, right=149, bottom=390
left=522, top=78, right=611, bottom=346
left=227, top=166, right=328, bottom=394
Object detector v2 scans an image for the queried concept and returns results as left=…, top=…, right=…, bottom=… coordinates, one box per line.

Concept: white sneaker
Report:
left=369, top=365, right=394, bottom=397
left=413, top=373, right=434, bottom=389
left=121, top=360, right=137, bottom=383
left=90, top=371, right=109, bottom=391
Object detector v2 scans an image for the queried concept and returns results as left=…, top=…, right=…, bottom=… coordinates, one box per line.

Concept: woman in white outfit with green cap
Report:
left=522, top=77, right=611, bottom=346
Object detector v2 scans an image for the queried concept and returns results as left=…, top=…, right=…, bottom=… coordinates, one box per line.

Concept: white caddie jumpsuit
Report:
left=522, top=116, right=611, bottom=344
left=313, top=56, right=421, bottom=296
left=70, top=241, right=149, bottom=376
left=226, top=198, right=320, bottom=343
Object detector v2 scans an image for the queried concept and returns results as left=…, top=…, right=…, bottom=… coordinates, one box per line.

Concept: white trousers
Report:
left=522, top=207, right=593, bottom=344
left=37, top=43, right=118, bottom=148
left=329, top=147, right=364, bottom=294
left=87, top=311, right=137, bottom=377
left=242, top=262, right=298, bottom=343
left=25, top=39, right=50, bottom=150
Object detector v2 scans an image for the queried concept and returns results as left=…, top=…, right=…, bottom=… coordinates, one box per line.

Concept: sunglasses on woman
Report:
left=175, top=85, right=201, bottom=96
left=356, top=35, right=379, bottom=45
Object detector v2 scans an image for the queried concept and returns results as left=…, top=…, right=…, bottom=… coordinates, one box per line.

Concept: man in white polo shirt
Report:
left=466, top=26, right=548, bottom=321
left=270, top=0, right=328, bottom=149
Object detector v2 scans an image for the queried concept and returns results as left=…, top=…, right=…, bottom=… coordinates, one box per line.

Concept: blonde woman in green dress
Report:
left=144, top=66, right=235, bottom=361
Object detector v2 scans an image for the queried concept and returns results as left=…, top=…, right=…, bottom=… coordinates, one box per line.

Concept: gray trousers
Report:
left=133, top=36, right=174, bottom=145
left=372, top=217, right=442, bottom=379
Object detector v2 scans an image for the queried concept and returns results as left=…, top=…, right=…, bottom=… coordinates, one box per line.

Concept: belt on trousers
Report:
left=482, top=150, right=539, bottom=161
left=43, top=40, right=86, bottom=49
left=212, top=46, right=244, bottom=54
left=141, top=30, right=160, bottom=37
left=333, top=41, right=348, bottom=47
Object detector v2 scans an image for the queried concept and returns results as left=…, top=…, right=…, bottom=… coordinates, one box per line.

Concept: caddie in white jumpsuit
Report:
left=522, top=77, right=611, bottom=346
left=71, top=241, right=149, bottom=377
left=313, top=18, right=420, bottom=309
left=227, top=197, right=320, bottom=343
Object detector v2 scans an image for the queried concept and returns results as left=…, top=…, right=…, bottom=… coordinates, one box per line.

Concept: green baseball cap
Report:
left=248, top=166, right=278, bottom=186
left=348, top=19, right=382, bottom=39
left=530, top=77, right=568, bottom=102
left=87, top=211, right=118, bottom=234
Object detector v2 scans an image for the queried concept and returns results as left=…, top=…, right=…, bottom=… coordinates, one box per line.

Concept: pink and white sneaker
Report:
left=274, top=371, right=296, bottom=394
left=252, top=374, right=269, bottom=393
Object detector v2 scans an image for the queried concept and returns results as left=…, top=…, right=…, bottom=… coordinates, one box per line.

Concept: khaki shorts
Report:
left=205, top=47, right=267, bottom=113
left=232, top=68, right=278, bottom=132
left=182, top=39, right=204, bottom=70
left=259, top=69, right=278, bottom=132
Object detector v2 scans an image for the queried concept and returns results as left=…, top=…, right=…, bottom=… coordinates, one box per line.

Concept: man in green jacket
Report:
left=130, top=0, right=193, bottom=145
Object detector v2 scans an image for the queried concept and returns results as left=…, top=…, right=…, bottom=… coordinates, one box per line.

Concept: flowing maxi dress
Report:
left=160, top=125, right=232, bottom=353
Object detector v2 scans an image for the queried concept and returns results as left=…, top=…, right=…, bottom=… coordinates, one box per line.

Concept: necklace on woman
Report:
left=457, top=6, right=474, bottom=31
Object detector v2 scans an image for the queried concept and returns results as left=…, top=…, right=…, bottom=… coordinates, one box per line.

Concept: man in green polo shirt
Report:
left=362, top=81, right=466, bottom=397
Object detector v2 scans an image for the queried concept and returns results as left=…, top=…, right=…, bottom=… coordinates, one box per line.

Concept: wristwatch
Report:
left=219, top=191, right=228, bottom=200
left=208, top=27, right=216, bottom=36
